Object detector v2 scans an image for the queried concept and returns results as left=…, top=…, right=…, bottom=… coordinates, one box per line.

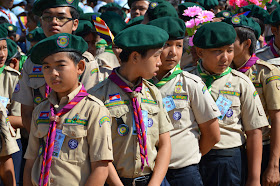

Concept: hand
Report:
left=262, top=166, right=280, bottom=186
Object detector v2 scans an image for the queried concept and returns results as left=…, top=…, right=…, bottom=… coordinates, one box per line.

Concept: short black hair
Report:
left=252, top=17, right=264, bottom=35
left=66, top=51, right=84, bottom=64
left=119, top=49, right=148, bottom=62
left=69, top=7, right=80, bottom=19
left=235, top=27, right=256, bottom=55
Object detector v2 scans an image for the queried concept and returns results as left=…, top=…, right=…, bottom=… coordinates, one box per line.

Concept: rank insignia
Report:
left=57, top=36, right=69, bottom=48
left=72, top=114, right=79, bottom=121
left=175, top=80, right=183, bottom=93
left=225, top=82, right=231, bottom=88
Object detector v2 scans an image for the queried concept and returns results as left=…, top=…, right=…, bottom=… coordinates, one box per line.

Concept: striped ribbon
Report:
left=149, top=64, right=182, bottom=88
left=38, top=85, right=88, bottom=186
left=238, top=54, right=259, bottom=73
left=267, top=38, right=280, bottom=57
left=197, top=62, right=232, bottom=93
left=92, top=15, right=114, bottom=43
left=108, top=69, right=149, bottom=170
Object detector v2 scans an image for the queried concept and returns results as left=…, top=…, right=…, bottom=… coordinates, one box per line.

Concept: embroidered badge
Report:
left=28, top=33, right=33, bottom=39
left=232, top=16, right=241, bottom=24
left=109, top=93, right=121, bottom=102
left=219, top=90, right=240, bottom=97
left=39, top=111, right=49, bottom=119
left=105, top=100, right=130, bottom=107
left=90, top=68, right=99, bottom=75
left=64, top=118, right=88, bottom=126
left=226, top=108, right=233, bottom=117
left=202, top=85, right=207, bottom=94
left=57, top=36, right=69, bottom=48
left=149, top=2, right=158, bottom=9
left=253, top=83, right=262, bottom=88
left=30, top=66, right=43, bottom=78
left=33, top=66, right=42, bottom=73
left=172, top=95, right=188, bottom=100
left=266, top=75, right=280, bottom=84
left=173, top=112, right=181, bottom=121
left=252, top=70, right=258, bottom=75
left=14, top=83, right=20, bottom=93
left=148, top=118, right=153, bottom=127
left=34, top=96, right=42, bottom=104
left=175, top=80, right=183, bottom=93
left=99, top=116, right=111, bottom=127
left=72, top=114, right=79, bottom=121
left=117, top=124, right=129, bottom=136
left=68, top=139, right=78, bottom=149
left=29, top=74, right=44, bottom=78
left=8, top=26, right=13, bottom=31
left=250, top=75, right=256, bottom=81
left=38, top=145, right=43, bottom=157
left=5, top=117, right=9, bottom=126
left=66, top=0, right=74, bottom=4
left=225, top=82, right=231, bottom=88
left=253, top=90, right=258, bottom=98
left=223, top=12, right=230, bottom=17
left=141, top=98, right=157, bottom=105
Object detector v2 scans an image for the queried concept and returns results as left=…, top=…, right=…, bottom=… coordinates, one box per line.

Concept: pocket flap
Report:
left=108, top=105, right=129, bottom=118
left=141, top=103, right=159, bottom=114
left=62, top=125, right=87, bottom=138
left=34, top=124, right=49, bottom=138
left=173, top=100, right=188, bottom=109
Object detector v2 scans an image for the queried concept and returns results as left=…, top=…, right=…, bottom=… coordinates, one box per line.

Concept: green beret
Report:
left=189, top=0, right=204, bottom=7
left=0, top=23, right=17, bottom=34
left=147, top=17, right=186, bottom=40
left=224, top=15, right=261, bottom=39
left=125, top=16, right=144, bottom=28
left=266, top=0, right=279, bottom=12
left=266, top=6, right=280, bottom=25
left=32, top=0, right=79, bottom=16
left=0, top=26, right=8, bottom=40
left=178, top=2, right=205, bottom=16
left=100, top=11, right=126, bottom=36
left=128, top=0, right=150, bottom=8
left=215, top=10, right=233, bottom=18
left=201, top=0, right=218, bottom=10
left=99, top=2, right=122, bottom=11
left=146, top=1, right=178, bottom=21
left=193, top=22, right=236, bottom=49
left=31, top=33, right=88, bottom=64
left=238, top=5, right=269, bottom=22
left=114, top=24, right=168, bottom=51
left=26, top=27, right=46, bottom=42
left=79, top=12, right=101, bottom=21
left=6, top=39, right=18, bottom=60
left=75, top=20, right=95, bottom=36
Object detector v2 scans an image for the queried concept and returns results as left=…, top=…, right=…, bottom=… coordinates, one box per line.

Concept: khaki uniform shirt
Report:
left=12, top=51, right=100, bottom=107
left=256, top=42, right=279, bottom=61
left=237, top=59, right=280, bottom=141
left=190, top=66, right=269, bottom=149
left=152, top=70, right=221, bottom=169
left=0, top=103, right=19, bottom=157
left=89, top=71, right=173, bottom=178
left=24, top=84, right=113, bottom=186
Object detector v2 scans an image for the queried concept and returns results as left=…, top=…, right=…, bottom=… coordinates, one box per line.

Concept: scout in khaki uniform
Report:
left=256, top=6, right=280, bottom=64
left=12, top=0, right=100, bottom=134
left=147, top=17, right=221, bottom=186
left=0, top=103, right=19, bottom=186
left=189, top=22, right=269, bottom=186
left=225, top=15, right=280, bottom=186
left=23, top=33, right=113, bottom=186
left=89, top=24, right=173, bottom=186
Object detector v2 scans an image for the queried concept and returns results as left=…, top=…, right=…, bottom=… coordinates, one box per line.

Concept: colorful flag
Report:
left=233, top=11, right=251, bottom=17
left=92, top=15, right=114, bottom=43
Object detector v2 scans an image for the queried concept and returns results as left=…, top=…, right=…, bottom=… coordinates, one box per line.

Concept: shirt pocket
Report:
left=60, top=125, right=88, bottom=163
left=33, top=124, right=49, bottom=138
left=140, top=103, right=160, bottom=135
left=220, top=97, right=241, bottom=126
left=172, top=100, right=189, bottom=129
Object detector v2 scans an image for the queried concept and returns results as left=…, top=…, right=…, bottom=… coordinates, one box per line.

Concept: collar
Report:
left=151, top=66, right=176, bottom=84
left=115, top=68, right=142, bottom=90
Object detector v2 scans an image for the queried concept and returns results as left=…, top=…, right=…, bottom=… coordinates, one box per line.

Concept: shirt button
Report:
left=50, top=178, right=54, bottom=183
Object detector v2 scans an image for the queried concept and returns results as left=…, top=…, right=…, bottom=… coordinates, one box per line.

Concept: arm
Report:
left=199, top=118, right=220, bottom=155
left=8, top=116, right=23, bottom=129
left=23, top=159, right=35, bottom=186
left=148, top=132, right=171, bottom=186
left=20, top=104, right=34, bottom=133
left=262, top=110, right=280, bottom=186
left=85, top=160, right=110, bottom=186
left=0, top=155, right=16, bottom=186
left=245, top=128, right=262, bottom=186
left=106, top=162, right=124, bottom=186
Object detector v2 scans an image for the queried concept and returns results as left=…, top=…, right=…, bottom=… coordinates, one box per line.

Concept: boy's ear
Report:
left=77, top=59, right=85, bottom=75
left=130, top=51, right=140, bottom=64
left=271, top=26, right=278, bottom=36
left=196, top=47, right=203, bottom=58
left=245, top=39, right=252, bottom=49
left=9, top=58, right=20, bottom=71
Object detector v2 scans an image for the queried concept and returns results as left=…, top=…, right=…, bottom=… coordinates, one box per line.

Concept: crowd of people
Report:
left=0, top=0, right=280, bottom=185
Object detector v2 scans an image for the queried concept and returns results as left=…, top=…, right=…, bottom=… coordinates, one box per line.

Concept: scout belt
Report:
left=120, top=174, right=152, bottom=186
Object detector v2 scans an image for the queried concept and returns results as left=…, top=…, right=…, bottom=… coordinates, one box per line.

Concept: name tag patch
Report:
left=141, top=98, right=157, bottom=105
left=219, top=90, right=240, bottom=97
left=105, top=100, right=129, bottom=107
left=64, top=118, right=88, bottom=126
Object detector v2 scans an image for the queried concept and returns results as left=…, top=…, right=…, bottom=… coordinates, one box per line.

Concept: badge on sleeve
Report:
left=68, top=139, right=78, bottom=149
left=0, top=96, right=9, bottom=108
left=99, top=116, right=111, bottom=127
left=215, top=95, right=232, bottom=120
left=173, top=112, right=181, bottom=120
left=118, top=124, right=129, bottom=136
left=53, top=129, right=66, bottom=157
left=162, top=96, right=176, bottom=112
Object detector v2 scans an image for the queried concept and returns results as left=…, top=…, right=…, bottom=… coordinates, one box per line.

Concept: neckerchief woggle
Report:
left=267, top=37, right=280, bottom=57
left=38, top=85, right=88, bottom=186
left=149, top=64, right=183, bottom=88
left=197, top=62, right=232, bottom=93
left=238, top=54, right=259, bottom=73
left=108, top=69, right=149, bottom=171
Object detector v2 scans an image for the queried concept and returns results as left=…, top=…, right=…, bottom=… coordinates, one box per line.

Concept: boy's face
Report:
left=233, top=35, right=246, bottom=61
left=0, top=0, right=13, bottom=9
left=160, top=39, right=183, bottom=72
left=197, top=44, right=234, bottom=74
left=0, top=39, right=8, bottom=68
left=40, top=7, right=79, bottom=37
left=42, top=52, right=85, bottom=96
left=83, top=32, right=97, bottom=56
left=26, top=16, right=37, bottom=31
left=135, top=48, right=163, bottom=79
left=131, top=0, right=149, bottom=19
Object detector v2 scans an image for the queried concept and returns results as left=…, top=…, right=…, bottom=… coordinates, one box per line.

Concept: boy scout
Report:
left=225, top=15, right=280, bottom=186
left=189, top=22, right=269, bottom=186
left=12, top=0, right=100, bottom=133
left=23, top=33, right=113, bottom=186
left=0, top=103, right=19, bottom=186
left=148, top=17, right=221, bottom=185
left=89, top=24, right=173, bottom=186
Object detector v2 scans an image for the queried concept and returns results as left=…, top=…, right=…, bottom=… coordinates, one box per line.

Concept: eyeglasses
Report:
left=41, top=16, right=75, bottom=24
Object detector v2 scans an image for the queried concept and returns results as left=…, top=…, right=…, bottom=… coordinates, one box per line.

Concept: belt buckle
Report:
left=132, top=176, right=146, bottom=186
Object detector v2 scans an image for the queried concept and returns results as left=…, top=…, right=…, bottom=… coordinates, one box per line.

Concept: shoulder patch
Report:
left=266, top=75, right=280, bottom=84
left=4, top=66, right=20, bottom=75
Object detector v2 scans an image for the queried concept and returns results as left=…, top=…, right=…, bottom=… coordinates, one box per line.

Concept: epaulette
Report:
left=4, top=66, right=20, bottom=75
left=181, top=71, right=201, bottom=83
left=231, top=69, right=252, bottom=84
left=82, top=51, right=95, bottom=63
left=87, top=94, right=105, bottom=106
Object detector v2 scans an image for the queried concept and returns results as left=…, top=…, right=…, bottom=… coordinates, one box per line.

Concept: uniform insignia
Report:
left=105, top=100, right=130, bottom=107
left=149, top=2, right=158, bottom=9
left=250, top=75, right=256, bottom=81
left=202, top=85, right=207, bottom=94
left=14, top=83, right=20, bottom=93
left=172, top=95, right=188, bottom=100
left=38, top=145, right=43, bottom=156
left=90, top=68, right=99, bottom=75
left=66, top=0, right=74, bottom=4
left=72, top=114, right=79, bottom=121
left=57, top=36, right=69, bottom=48
left=232, top=16, right=241, bottom=24
left=141, top=98, right=157, bottom=105
left=148, top=118, right=153, bottom=127
left=5, top=117, right=9, bottom=126
left=253, top=83, right=262, bottom=88
left=219, top=90, right=240, bottom=97
left=33, top=66, right=42, bottom=73
left=39, top=111, right=49, bottom=119
left=225, top=82, right=231, bottom=88
left=64, top=118, right=88, bottom=126
left=99, top=116, right=111, bottom=127
left=68, top=139, right=78, bottom=149
left=117, top=124, right=129, bottom=136
left=37, top=111, right=50, bottom=124
left=266, top=75, right=280, bottom=84
left=109, top=93, right=121, bottom=102
left=223, top=12, right=230, bottom=17
left=28, top=33, right=33, bottom=39
left=226, top=108, right=233, bottom=117
left=8, top=26, right=13, bottom=31
left=175, top=80, right=183, bottom=93
left=173, top=112, right=181, bottom=121
left=34, top=96, right=42, bottom=104
left=253, top=90, right=258, bottom=98
left=252, top=70, right=258, bottom=75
